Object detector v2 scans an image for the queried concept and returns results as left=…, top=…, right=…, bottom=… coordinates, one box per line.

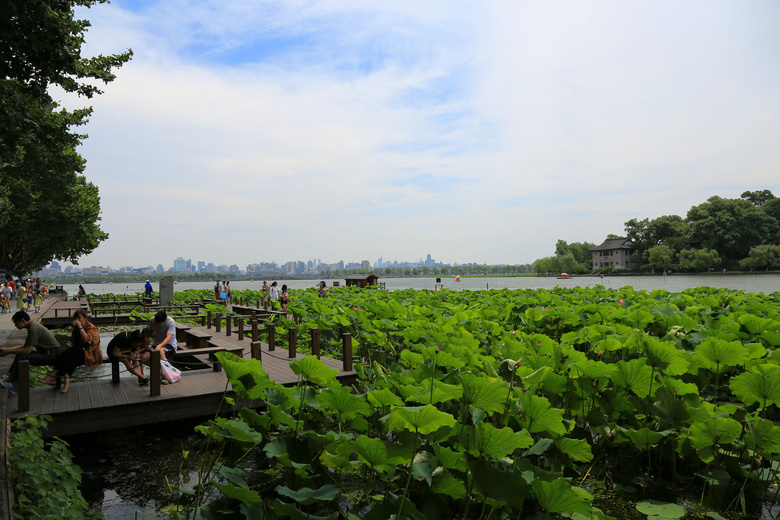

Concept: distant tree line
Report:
left=532, top=190, right=780, bottom=274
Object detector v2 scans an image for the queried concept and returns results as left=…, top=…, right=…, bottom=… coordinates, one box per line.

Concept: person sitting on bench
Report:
left=0, top=311, right=61, bottom=393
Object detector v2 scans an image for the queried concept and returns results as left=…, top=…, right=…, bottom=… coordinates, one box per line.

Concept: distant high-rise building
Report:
left=173, top=257, right=186, bottom=272
left=198, top=261, right=205, bottom=271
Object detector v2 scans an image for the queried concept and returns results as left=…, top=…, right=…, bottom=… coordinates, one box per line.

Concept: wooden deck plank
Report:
left=7, top=337, right=356, bottom=437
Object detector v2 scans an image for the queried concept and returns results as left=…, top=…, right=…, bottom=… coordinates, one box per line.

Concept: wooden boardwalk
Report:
left=9, top=308, right=357, bottom=438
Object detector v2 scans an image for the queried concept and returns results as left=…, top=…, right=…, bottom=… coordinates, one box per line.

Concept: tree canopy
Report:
left=0, top=0, right=132, bottom=277
left=533, top=190, right=779, bottom=274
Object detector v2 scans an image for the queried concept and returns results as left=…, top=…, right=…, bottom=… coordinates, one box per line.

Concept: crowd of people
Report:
left=0, top=278, right=48, bottom=314
left=0, top=309, right=179, bottom=394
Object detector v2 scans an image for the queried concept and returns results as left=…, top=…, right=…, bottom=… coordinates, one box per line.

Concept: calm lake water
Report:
left=62, top=273, right=780, bottom=297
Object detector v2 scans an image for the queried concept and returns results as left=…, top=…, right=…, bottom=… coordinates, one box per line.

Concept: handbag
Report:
left=161, top=359, right=181, bottom=383
left=83, top=345, right=103, bottom=368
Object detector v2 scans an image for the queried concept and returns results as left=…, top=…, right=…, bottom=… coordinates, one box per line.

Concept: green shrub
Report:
left=8, top=415, right=98, bottom=520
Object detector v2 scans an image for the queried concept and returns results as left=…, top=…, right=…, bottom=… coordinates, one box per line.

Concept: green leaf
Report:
left=611, top=358, right=653, bottom=398
left=468, top=423, right=534, bottom=459
left=212, top=482, right=262, bottom=505
left=730, top=366, right=780, bottom=408
left=459, top=373, right=509, bottom=414
left=744, top=417, right=780, bottom=454
left=272, top=499, right=331, bottom=520
left=517, top=393, right=566, bottom=437
left=636, top=499, right=685, bottom=519
left=367, top=387, right=403, bottom=408
left=521, top=366, right=554, bottom=387
left=290, top=356, right=339, bottom=386
left=555, top=437, right=594, bottom=462
left=643, top=337, right=689, bottom=376
left=275, top=484, right=339, bottom=506
left=319, top=386, right=372, bottom=420
left=216, top=352, right=275, bottom=399
left=623, top=427, right=670, bottom=452
left=431, top=467, right=467, bottom=499
left=387, top=405, right=456, bottom=435
left=353, top=435, right=389, bottom=467
left=689, top=417, right=742, bottom=462
left=532, top=477, right=593, bottom=516
left=694, top=338, right=747, bottom=374
left=469, top=458, right=530, bottom=509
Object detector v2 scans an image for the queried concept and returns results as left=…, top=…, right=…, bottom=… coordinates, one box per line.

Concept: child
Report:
left=34, top=291, right=43, bottom=313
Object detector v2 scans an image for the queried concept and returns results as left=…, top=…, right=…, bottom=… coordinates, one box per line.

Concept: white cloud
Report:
left=56, top=0, right=780, bottom=269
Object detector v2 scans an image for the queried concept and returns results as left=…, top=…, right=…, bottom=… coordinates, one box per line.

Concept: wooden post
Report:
left=225, top=315, right=232, bottom=336
left=311, top=328, right=320, bottom=358
left=17, top=360, right=29, bottom=413
left=237, top=319, right=244, bottom=340
left=251, top=341, right=263, bottom=361
left=206, top=310, right=212, bottom=329
left=215, top=313, right=221, bottom=333
left=111, top=358, right=120, bottom=384
left=150, top=349, right=161, bottom=397
left=288, top=327, right=297, bottom=358
left=268, top=324, right=276, bottom=351
left=256, top=299, right=260, bottom=309
left=251, top=318, right=258, bottom=341
left=342, top=333, right=353, bottom=371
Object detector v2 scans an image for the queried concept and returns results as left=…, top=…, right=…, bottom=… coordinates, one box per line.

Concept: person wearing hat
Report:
left=144, top=280, right=153, bottom=297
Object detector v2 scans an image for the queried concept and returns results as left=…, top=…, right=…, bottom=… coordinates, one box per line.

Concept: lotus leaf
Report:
left=635, top=499, right=685, bottom=519
left=611, top=358, right=654, bottom=398
left=689, top=416, right=742, bottom=462
left=694, top=338, right=747, bottom=374
left=468, top=422, right=533, bottom=459
left=744, top=417, right=780, bottom=454
left=459, top=373, right=509, bottom=414
left=532, top=477, right=593, bottom=516
left=272, top=499, right=331, bottom=520
left=387, top=405, right=456, bottom=435
left=290, top=356, right=339, bottom=387
left=216, top=352, right=274, bottom=400
left=623, top=427, right=671, bottom=451
left=554, top=437, right=594, bottom=462
left=276, top=484, right=339, bottom=506
left=729, top=366, right=780, bottom=408
left=643, top=337, right=689, bottom=375
left=468, top=458, right=530, bottom=509
left=431, top=467, right=467, bottom=499
left=517, top=394, right=567, bottom=437
left=367, top=387, right=404, bottom=409
left=319, top=386, right=372, bottom=421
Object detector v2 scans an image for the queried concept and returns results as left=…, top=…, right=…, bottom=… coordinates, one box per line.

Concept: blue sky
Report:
left=62, top=0, right=780, bottom=270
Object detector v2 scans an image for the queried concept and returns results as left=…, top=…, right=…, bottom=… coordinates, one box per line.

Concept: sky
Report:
left=60, top=0, right=780, bottom=270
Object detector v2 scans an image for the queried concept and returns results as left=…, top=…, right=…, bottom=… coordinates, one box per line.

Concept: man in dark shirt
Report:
left=0, top=311, right=61, bottom=393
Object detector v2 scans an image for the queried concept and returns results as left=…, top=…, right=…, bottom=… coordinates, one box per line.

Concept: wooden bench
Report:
left=185, top=328, right=212, bottom=349
left=176, top=342, right=244, bottom=371
left=174, top=322, right=191, bottom=343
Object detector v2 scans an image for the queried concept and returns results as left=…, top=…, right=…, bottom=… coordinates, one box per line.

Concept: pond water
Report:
left=61, top=273, right=780, bottom=297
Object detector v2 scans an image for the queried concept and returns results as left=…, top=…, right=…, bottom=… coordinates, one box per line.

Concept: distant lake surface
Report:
left=61, top=274, right=780, bottom=296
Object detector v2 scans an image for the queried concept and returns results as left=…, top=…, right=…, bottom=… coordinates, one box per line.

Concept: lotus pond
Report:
left=94, top=285, right=780, bottom=519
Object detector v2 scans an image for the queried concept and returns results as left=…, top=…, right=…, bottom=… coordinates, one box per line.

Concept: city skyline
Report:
left=46, top=252, right=495, bottom=277
left=57, top=1, right=779, bottom=269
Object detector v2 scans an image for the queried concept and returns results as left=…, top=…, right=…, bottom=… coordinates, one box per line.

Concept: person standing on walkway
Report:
left=144, top=280, right=153, bottom=297
left=16, top=283, right=26, bottom=310
left=280, top=284, right=289, bottom=312
left=270, top=281, right=279, bottom=307
left=0, top=311, right=61, bottom=393
left=262, top=281, right=269, bottom=307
